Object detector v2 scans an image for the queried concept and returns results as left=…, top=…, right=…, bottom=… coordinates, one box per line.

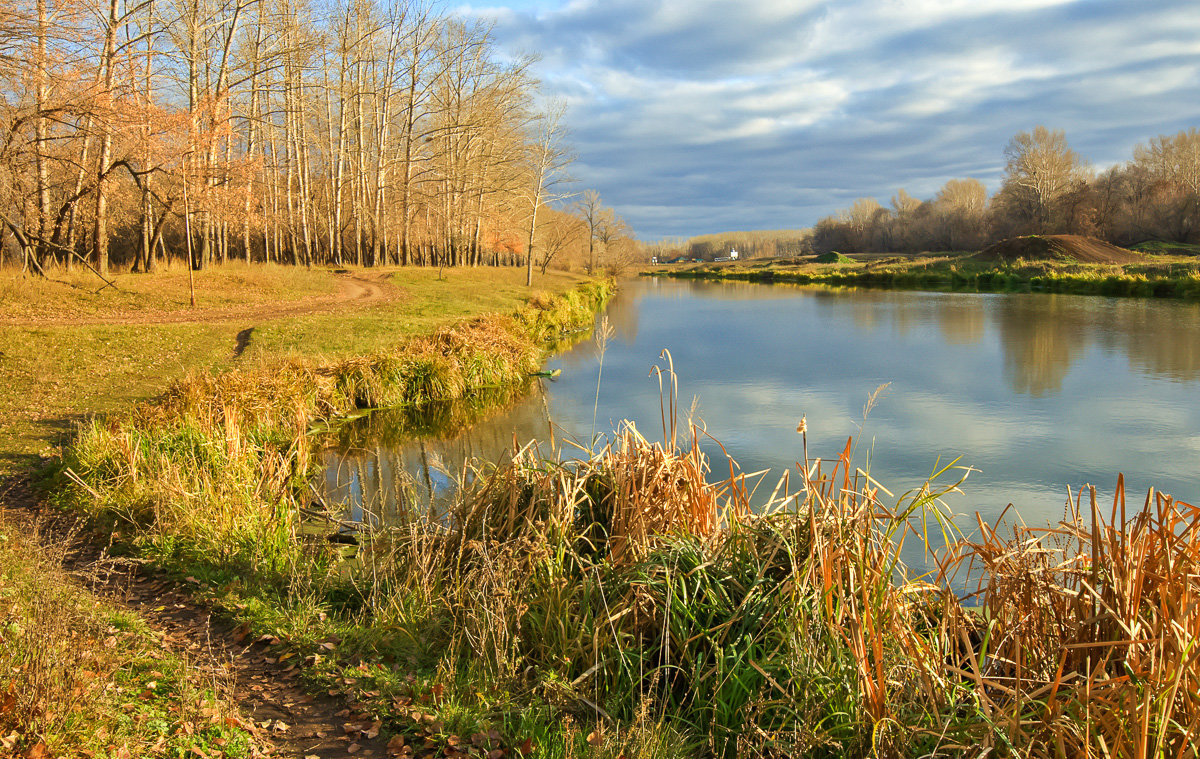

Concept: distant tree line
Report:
left=813, top=126, right=1200, bottom=254
left=0, top=0, right=598, bottom=279
left=645, top=229, right=813, bottom=262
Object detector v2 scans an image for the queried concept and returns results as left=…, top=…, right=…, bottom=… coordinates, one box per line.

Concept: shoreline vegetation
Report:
left=0, top=266, right=599, bottom=757
left=44, top=273, right=1200, bottom=756
left=643, top=246, right=1200, bottom=301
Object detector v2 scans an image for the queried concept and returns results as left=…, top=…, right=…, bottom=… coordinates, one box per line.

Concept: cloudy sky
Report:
left=456, top=0, right=1200, bottom=239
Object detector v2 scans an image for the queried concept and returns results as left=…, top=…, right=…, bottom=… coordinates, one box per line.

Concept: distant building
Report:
left=729, top=249, right=739, bottom=260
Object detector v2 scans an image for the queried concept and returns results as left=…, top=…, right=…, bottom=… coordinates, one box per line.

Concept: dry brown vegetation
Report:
left=55, top=332, right=1200, bottom=755
left=974, top=234, right=1143, bottom=264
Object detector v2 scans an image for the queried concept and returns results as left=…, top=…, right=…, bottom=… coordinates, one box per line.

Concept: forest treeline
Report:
left=645, top=229, right=812, bottom=262
left=0, top=0, right=632, bottom=278
left=812, top=126, right=1200, bottom=255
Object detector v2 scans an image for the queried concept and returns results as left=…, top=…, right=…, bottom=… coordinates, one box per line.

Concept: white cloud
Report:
left=454, top=0, right=1200, bottom=237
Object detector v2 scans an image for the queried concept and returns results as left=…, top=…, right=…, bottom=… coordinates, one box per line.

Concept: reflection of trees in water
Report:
left=839, top=290, right=986, bottom=344
left=604, top=287, right=641, bottom=344
left=1094, top=300, right=1200, bottom=382
left=323, top=383, right=556, bottom=523
left=993, top=295, right=1091, bottom=397
left=992, top=295, right=1200, bottom=396
left=937, top=300, right=986, bottom=345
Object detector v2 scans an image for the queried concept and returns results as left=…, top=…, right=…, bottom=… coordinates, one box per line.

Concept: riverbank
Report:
left=0, top=265, right=597, bottom=756
left=55, top=405, right=1200, bottom=757
left=50, top=276, right=1200, bottom=757
left=21, top=266, right=1200, bottom=757
left=646, top=251, right=1200, bottom=299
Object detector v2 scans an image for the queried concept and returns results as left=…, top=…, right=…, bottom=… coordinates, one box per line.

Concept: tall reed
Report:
left=53, top=275, right=1200, bottom=756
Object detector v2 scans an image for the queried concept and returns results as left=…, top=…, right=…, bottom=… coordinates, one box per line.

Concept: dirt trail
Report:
left=0, top=272, right=399, bottom=328
left=2, top=479, right=389, bottom=758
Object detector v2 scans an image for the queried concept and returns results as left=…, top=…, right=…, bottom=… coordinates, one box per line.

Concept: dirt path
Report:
left=0, top=272, right=399, bottom=328
left=2, top=479, right=390, bottom=759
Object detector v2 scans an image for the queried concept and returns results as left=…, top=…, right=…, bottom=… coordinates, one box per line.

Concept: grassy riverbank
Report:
left=648, top=252, right=1200, bottom=299
left=1, top=264, right=594, bottom=756
left=52, top=284, right=1200, bottom=757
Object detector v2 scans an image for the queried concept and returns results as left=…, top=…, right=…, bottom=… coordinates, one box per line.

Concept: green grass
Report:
left=1129, top=240, right=1200, bottom=256
left=648, top=252, right=1200, bottom=300
left=0, top=263, right=598, bottom=757
left=0, top=265, right=587, bottom=474
left=813, top=250, right=855, bottom=264
left=46, top=276, right=620, bottom=755
left=0, top=514, right=257, bottom=758
left=0, top=261, right=340, bottom=320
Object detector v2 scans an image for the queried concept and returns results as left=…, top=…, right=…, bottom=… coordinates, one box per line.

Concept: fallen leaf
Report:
left=518, top=738, right=534, bottom=756
left=25, top=742, right=49, bottom=759
left=347, top=743, right=361, bottom=754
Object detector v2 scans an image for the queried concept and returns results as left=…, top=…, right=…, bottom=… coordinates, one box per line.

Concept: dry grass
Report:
left=960, top=478, right=1200, bottom=755
left=0, top=262, right=340, bottom=321
left=52, top=290, right=1200, bottom=756
left=0, top=509, right=256, bottom=758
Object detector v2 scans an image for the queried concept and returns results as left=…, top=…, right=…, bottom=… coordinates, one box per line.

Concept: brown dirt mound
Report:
left=974, top=235, right=1143, bottom=264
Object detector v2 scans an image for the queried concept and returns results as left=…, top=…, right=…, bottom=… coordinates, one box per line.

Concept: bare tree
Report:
left=1001, top=126, right=1089, bottom=233
left=518, top=102, right=571, bottom=286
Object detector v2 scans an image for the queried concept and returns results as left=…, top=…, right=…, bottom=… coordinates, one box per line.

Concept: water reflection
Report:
left=324, top=384, right=553, bottom=521
left=323, top=279, right=1200, bottom=530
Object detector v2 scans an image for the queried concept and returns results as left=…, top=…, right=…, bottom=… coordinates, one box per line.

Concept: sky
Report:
left=454, top=0, right=1200, bottom=239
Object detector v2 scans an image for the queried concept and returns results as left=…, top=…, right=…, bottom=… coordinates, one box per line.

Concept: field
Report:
left=0, top=264, right=586, bottom=474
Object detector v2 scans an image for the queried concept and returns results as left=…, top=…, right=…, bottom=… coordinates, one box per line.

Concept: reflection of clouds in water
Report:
left=326, top=280, right=1200, bottom=529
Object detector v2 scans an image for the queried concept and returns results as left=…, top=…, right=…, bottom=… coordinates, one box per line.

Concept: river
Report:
left=322, top=278, right=1200, bottom=535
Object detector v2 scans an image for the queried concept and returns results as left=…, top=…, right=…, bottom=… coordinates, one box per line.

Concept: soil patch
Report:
left=974, top=235, right=1143, bottom=264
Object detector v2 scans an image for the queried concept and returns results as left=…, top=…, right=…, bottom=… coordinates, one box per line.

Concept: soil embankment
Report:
left=974, top=234, right=1144, bottom=264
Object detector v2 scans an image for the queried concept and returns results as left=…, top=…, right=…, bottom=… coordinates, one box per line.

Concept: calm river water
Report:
left=323, top=278, right=1200, bottom=533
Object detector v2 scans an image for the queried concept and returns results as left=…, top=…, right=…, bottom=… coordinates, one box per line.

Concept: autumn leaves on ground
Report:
left=0, top=264, right=593, bottom=758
